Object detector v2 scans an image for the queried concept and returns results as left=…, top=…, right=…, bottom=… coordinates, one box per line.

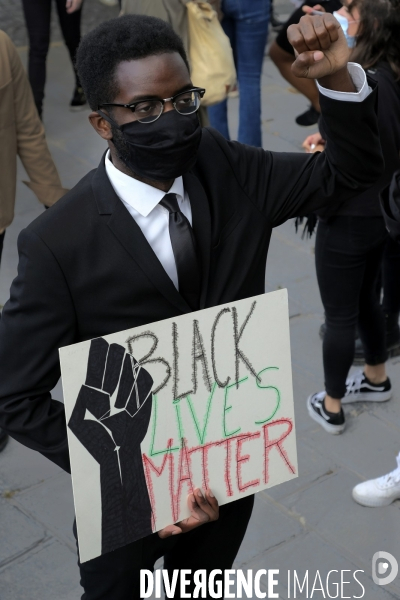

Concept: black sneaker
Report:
left=307, top=392, right=345, bottom=434
left=295, top=105, right=321, bottom=126
left=70, top=85, right=87, bottom=111
left=0, top=428, right=9, bottom=452
left=343, top=371, right=392, bottom=404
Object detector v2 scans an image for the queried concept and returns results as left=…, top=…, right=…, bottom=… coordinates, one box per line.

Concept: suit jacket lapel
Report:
left=92, top=154, right=191, bottom=315
left=183, top=172, right=211, bottom=309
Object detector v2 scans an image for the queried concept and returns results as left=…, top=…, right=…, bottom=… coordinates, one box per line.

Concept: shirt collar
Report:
left=105, top=150, right=185, bottom=217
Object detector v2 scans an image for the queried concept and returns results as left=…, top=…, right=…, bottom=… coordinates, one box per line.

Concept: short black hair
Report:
left=76, top=15, right=189, bottom=110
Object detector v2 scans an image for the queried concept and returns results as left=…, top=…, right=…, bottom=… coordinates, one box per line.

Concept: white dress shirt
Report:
left=317, top=62, right=371, bottom=102
left=105, top=152, right=192, bottom=290
left=105, top=64, right=371, bottom=290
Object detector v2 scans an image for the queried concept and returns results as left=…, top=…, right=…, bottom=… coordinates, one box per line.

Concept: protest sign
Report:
left=60, top=289, right=297, bottom=563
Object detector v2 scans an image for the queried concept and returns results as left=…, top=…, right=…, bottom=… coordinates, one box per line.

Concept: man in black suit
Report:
left=0, top=12, right=383, bottom=599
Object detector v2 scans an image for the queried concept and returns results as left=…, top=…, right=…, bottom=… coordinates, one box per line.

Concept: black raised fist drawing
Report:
left=68, top=337, right=154, bottom=555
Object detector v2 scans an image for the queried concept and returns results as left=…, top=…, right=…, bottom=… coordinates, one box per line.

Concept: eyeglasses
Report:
left=98, top=88, right=206, bottom=124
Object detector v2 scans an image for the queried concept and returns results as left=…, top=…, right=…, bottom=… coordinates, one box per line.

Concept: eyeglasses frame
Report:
left=98, top=87, right=206, bottom=123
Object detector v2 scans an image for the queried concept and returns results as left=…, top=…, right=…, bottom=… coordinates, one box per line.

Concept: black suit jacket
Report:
left=0, top=88, right=383, bottom=473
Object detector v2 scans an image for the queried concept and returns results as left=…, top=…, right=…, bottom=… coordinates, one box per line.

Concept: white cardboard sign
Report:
left=60, top=290, right=297, bottom=563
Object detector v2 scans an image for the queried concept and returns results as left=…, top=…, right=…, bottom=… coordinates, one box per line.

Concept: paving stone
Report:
left=0, top=438, right=62, bottom=493
left=0, top=498, right=46, bottom=567
left=290, top=369, right=326, bottom=436
left=303, top=409, right=400, bottom=480
left=0, top=538, right=80, bottom=600
left=279, top=467, right=400, bottom=595
left=16, top=472, right=75, bottom=547
left=369, top=358, right=400, bottom=430
left=266, top=439, right=335, bottom=501
left=289, top=315, right=326, bottom=380
left=234, top=493, right=304, bottom=567
left=245, top=531, right=399, bottom=600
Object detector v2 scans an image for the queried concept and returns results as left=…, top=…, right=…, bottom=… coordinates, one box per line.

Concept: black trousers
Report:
left=22, top=0, right=82, bottom=115
left=0, top=231, right=4, bottom=266
left=74, top=495, right=254, bottom=600
left=382, top=237, right=400, bottom=314
left=315, top=216, right=388, bottom=399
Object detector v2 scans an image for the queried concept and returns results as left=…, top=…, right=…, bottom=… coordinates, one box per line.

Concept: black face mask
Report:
left=102, top=109, right=202, bottom=182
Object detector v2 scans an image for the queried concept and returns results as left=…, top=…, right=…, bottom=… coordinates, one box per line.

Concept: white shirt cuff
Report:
left=317, top=62, right=372, bottom=103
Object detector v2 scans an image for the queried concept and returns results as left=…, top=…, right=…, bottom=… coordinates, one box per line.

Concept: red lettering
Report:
left=173, top=438, right=194, bottom=521
left=142, top=439, right=175, bottom=529
left=262, top=419, right=296, bottom=484
left=236, top=432, right=261, bottom=492
left=216, top=436, right=237, bottom=496
left=189, top=441, right=218, bottom=492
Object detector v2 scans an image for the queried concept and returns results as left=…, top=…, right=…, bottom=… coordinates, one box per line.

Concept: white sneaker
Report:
left=352, top=453, right=400, bottom=507
left=342, top=370, right=392, bottom=404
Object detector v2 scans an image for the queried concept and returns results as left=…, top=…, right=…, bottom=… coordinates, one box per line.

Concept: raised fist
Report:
left=287, top=13, right=351, bottom=80
left=82, top=337, right=153, bottom=420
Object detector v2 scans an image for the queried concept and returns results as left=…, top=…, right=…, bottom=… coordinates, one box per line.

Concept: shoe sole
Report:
left=352, top=489, right=399, bottom=507
left=342, top=390, right=392, bottom=404
left=307, top=395, right=345, bottom=435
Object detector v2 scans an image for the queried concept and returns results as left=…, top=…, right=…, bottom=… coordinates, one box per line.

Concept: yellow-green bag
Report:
left=187, top=1, right=236, bottom=106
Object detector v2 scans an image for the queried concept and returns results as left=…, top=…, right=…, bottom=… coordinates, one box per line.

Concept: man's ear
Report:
left=89, top=111, right=113, bottom=140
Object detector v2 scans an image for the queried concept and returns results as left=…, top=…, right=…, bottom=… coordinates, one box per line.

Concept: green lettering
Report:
left=254, top=367, right=281, bottom=424
left=186, top=382, right=217, bottom=445
left=223, top=377, right=248, bottom=437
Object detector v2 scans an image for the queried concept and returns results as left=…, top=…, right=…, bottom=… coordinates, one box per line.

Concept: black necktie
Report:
left=160, top=193, right=200, bottom=310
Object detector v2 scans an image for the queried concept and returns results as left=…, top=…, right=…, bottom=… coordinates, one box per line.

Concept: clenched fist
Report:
left=287, top=14, right=354, bottom=89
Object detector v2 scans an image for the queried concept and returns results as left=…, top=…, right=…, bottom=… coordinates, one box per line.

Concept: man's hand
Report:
left=158, top=488, right=219, bottom=538
left=302, top=132, right=326, bottom=153
left=66, top=0, right=83, bottom=13
left=287, top=14, right=355, bottom=92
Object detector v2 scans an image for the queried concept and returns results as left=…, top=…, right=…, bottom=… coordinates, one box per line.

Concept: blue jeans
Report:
left=208, top=0, right=270, bottom=147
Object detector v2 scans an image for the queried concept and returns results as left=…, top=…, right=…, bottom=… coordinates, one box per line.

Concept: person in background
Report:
left=306, top=0, right=400, bottom=435
left=270, top=0, right=342, bottom=125
left=314, top=236, right=400, bottom=363
left=120, top=0, right=219, bottom=126
left=207, top=0, right=271, bottom=147
left=353, top=172, right=400, bottom=508
left=22, top=0, right=85, bottom=118
left=0, top=30, right=67, bottom=452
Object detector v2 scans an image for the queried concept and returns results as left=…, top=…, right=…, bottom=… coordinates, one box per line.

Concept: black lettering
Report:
left=232, top=301, right=260, bottom=388
left=192, top=320, right=212, bottom=394
left=126, top=331, right=171, bottom=394
left=172, top=322, right=194, bottom=401
left=211, top=308, right=231, bottom=388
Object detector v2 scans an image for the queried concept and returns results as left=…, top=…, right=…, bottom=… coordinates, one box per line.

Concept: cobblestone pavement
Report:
left=0, top=2, right=400, bottom=599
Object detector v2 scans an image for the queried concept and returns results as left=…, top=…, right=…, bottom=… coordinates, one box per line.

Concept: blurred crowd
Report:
left=0, top=0, right=399, bottom=560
